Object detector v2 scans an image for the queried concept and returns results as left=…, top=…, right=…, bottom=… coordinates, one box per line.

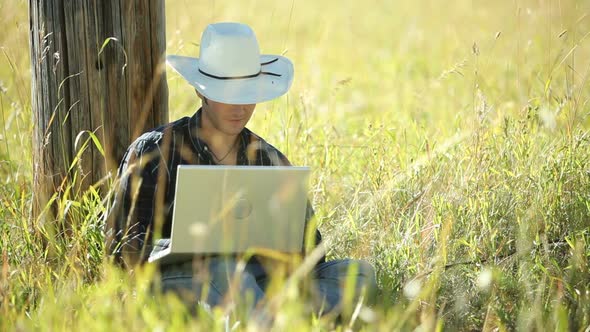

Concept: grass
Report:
left=1, top=0, right=590, bottom=330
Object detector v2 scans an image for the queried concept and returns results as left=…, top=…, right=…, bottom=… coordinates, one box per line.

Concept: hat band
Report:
left=198, top=58, right=281, bottom=80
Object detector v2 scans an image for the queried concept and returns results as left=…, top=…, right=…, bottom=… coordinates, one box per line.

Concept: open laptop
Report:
left=148, top=165, right=310, bottom=264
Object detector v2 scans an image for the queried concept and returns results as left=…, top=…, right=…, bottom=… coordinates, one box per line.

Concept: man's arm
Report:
left=105, top=142, right=163, bottom=268
left=263, top=143, right=325, bottom=263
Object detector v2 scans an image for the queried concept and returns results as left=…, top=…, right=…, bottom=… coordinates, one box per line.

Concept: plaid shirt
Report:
left=106, top=109, right=323, bottom=266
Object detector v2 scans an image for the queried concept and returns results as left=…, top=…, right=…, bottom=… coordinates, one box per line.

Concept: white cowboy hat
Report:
left=166, top=22, right=294, bottom=105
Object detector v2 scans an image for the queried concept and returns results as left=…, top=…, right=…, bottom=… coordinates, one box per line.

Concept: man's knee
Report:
left=315, top=259, right=378, bottom=300
left=344, top=259, right=377, bottom=298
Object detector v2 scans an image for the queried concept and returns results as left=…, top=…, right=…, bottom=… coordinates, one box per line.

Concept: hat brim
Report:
left=166, top=54, right=294, bottom=105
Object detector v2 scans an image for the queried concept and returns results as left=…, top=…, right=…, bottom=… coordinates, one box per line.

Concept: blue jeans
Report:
left=159, top=257, right=377, bottom=315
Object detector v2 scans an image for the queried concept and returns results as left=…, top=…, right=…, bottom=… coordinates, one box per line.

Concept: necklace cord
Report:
left=209, top=138, right=238, bottom=163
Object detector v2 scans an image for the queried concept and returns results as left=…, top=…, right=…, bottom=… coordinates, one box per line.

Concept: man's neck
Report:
left=198, top=110, right=241, bottom=164
left=199, top=127, right=238, bottom=152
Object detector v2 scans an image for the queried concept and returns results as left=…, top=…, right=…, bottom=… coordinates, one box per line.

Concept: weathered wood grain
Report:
left=30, top=0, right=168, bottom=222
left=149, top=0, right=169, bottom=128
left=102, top=0, right=128, bottom=176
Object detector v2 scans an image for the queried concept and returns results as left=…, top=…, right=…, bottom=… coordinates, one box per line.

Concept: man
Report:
left=106, top=22, right=376, bottom=317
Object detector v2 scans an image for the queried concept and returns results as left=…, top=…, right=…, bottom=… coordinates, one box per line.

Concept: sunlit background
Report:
left=1, top=0, right=589, bottom=330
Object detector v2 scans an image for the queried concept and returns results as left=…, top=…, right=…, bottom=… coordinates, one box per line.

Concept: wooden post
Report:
left=29, top=0, right=168, bottom=222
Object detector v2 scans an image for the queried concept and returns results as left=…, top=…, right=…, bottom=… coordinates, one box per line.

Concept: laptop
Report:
left=148, top=165, right=310, bottom=264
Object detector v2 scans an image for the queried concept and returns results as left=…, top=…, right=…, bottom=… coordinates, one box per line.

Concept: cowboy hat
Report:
left=166, top=22, right=294, bottom=105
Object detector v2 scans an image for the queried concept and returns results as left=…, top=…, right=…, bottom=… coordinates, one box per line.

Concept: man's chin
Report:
left=223, top=126, right=244, bottom=136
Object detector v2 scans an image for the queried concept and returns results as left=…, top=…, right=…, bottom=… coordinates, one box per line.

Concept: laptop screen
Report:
left=169, top=165, right=310, bottom=255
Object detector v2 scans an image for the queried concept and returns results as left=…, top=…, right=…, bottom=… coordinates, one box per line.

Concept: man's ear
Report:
left=195, top=89, right=208, bottom=105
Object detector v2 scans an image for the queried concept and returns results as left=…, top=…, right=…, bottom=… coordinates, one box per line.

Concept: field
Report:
left=1, top=0, right=590, bottom=330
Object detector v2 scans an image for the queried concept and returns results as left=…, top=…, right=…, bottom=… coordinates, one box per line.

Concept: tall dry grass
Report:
left=1, top=0, right=589, bottom=330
